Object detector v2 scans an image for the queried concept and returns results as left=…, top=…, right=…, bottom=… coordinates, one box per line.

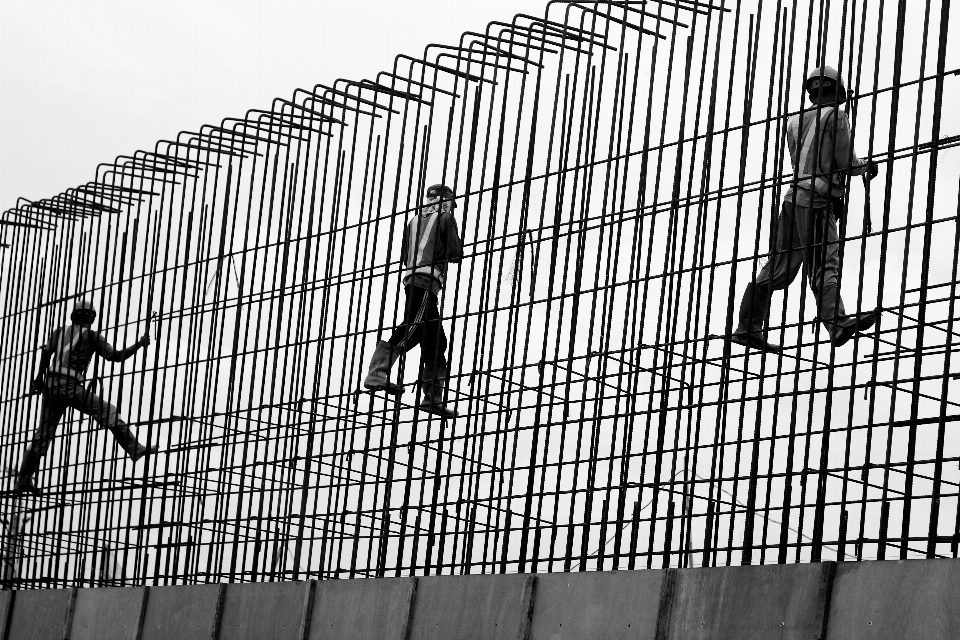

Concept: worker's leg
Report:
left=417, top=292, right=456, bottom=418
left=364, top=286, right=429, bottom=393
left=15, top=380, right=68, bottom=493
left=65, top=379, right=152, bottom=461
left=797, top=204, right=844, bottom=323
left=28, top=385, right=69, bottom=459
left=417, top=292, right=447, bottom=373
left=798, top=205, right=876, bottom=345
left=386, top=286, right=429, bottom=353
left=732, top=203, right=805, bottom=352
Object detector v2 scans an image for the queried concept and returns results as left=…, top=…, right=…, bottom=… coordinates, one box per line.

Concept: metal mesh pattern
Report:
left=1, top=0, right=959, bottom=588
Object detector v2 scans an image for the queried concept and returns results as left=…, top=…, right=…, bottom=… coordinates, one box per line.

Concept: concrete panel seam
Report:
left=401, top=577, right=419, bottom=640
left=1, top=591, right=13, bottom=640
left=654, top=568, right=678, bottom=640
left=297, top=580, right=316, bottom=640
left=817, top=562, right=838, bottom=640
left=211, top=583, right=228, bottom=640
left=63, top=587, right=78, bottom=640
left=134, top=586, right=150, bottom=640
left=516, top=576, right=537, bottom=640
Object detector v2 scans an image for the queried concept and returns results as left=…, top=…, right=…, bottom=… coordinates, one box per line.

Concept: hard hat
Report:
left=425, top=184, right=455, bottom=200
left=805, top=66, right=846, bottom=99
left=70, top=299, right=97, bottom=322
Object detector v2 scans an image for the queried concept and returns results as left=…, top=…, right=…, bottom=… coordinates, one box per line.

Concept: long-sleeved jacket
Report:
left=44, top=325, right=137, bottom=381
left=400, top=208, right=463, bottom=294
left=783, top=105, right=867, bottom=208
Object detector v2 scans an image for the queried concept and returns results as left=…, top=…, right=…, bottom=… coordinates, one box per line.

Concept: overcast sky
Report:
left=0, top=0, right=555, bottom=211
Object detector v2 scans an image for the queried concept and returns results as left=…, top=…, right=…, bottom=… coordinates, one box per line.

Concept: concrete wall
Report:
left=70, top=586, right=147, bottom=640
left=0, top=559, right=956, bottom=639
left=529, top=569, right=665, bottom=639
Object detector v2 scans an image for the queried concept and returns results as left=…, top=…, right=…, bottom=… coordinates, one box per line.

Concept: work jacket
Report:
left=400, top=208, right=464, bottom=294
left=783, top=105, right=866, bottom=208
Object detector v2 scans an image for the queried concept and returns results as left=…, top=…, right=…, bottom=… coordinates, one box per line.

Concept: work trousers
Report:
left=386, top=286, right=448, bottom=371
left=738, top=201, right=855, bottom=333
left=29, top=374, right=140, bottom=459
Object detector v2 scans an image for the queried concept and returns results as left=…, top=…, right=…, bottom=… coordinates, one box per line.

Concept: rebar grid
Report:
left=0, top=0, right=958, bottom=588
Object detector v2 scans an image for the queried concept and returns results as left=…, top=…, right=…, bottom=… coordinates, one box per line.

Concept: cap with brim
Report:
left=426, top=184, right=455, bottom=200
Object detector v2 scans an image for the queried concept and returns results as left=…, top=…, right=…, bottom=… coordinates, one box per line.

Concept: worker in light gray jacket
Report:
left=731, top=66, right=880, bottom=354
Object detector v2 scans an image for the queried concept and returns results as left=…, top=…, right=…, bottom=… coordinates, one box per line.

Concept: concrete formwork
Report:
left=529, top=569, right=666, bottom=640
left=6, top=588, right=74, bottom=640
left=139, top=584, right=223, bottom=640
left=662, top=562, right=833, bottom=640
left=309, top=576, right=416, bottom=640
left=217, top=581, right=313, bottom=640
left=69, top=586, right=147, bottom=640
left=407, top=574, right=536, bottom=640
left=826, top=558, right=960, bottom=639
left=1, top=559, right=959, bottom=639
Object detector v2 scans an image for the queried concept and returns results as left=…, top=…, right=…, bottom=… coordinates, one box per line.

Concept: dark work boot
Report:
left=830, top=308, right=879, bottom=347
left=106, top=420, right=153, bottom=462
left=730, top=331, right=783, bottom=354
left=131, top=443, right=159, bottom=462
left=418, top=365, right=458, bottom=419
left=730, top=282, right=782, bottom=354
left=817, top=284, right=878, bottom=347
left=363, top=341, right=404, bottom=395
left=14, top=447, right=43, bottom=496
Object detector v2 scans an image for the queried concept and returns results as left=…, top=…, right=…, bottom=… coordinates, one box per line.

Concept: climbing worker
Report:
left=14, top=300, right=157, bottom=495
left=362, top=183, right=464, bottom=418
left=730, top=65, right=881, bottom=354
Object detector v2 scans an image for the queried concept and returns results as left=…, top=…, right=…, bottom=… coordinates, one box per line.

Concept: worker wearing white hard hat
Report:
left=731, top=65, right=880, bottom=354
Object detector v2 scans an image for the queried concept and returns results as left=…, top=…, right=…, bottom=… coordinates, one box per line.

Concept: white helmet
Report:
left=805, top=66, right=847, bottom=101
left=70, top=299, right=97, bottom=322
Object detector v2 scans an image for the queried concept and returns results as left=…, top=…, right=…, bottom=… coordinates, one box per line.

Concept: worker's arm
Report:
left=785, top=117, right=799, bottom=163
left=440, top=213, right=464, bottom=264
left=30, top=340, right=54, bottom=393
left=399, top=223, right=409, bottom=267
left=93, top=332, right=150, bottom=363
left=833, top=111, right=879, bottom=179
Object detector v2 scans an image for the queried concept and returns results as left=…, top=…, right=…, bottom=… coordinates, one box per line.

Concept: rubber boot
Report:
left=363, top=341, right=404, bottom=395
left=817, top=284, right=876, bottom=346
left=102, top=417, right=152, bottom=462
left=14, top=447, right=43, bottom=496
left=131, top=443, right=159, bottom=462
left=819, top=283, right=844, bottom=344
left=829, top=309, right=879, bottom=347
left=729, top=282, right=782, bottom=354
left=418, top=364, right=458, bottom=419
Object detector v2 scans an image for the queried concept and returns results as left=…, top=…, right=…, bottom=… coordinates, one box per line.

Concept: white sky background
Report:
left=0, top=0, right=553, bottom=210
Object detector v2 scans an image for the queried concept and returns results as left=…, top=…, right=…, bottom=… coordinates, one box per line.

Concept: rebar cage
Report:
left=1, top=0, right=959, bottom=588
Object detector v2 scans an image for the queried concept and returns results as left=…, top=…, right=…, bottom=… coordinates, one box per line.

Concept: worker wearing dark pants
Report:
left=737, top=202, right=853, bottom=345
left=29, top=373, right=144, bottom=456
left=732, top=65, right=880, bottom=353
left=15, top=300, right=156, bottom=495
left=363, top=184, right=463, bottom=418
left=385, top=285, right=448, bottom=379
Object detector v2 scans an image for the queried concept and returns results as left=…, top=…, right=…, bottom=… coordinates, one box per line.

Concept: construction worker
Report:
left=362, top=183, right=463, bottom=418
left=14, top=300, right=157, bottom=495
left=730, top=66, right=880, bottom=353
